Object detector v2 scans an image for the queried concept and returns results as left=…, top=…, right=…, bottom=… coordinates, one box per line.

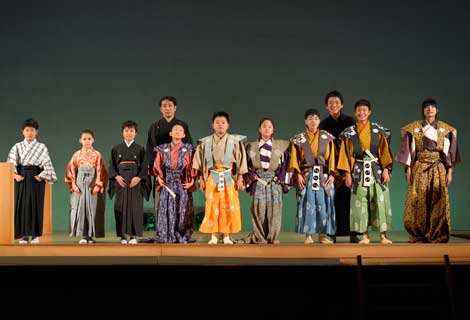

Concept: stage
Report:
left=1, top=231, right=470, bottom=318
left=1, top=231, right=470, bottom=266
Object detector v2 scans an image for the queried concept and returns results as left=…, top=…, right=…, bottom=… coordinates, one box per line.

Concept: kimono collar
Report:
left=258, top=137, right=272, bottom=148
left=124, top=140, right=135, bottom=148
left=170, top=141, right=183, bottom=150
left=422, top=119, right=438, bottom=128
left=329, top=111, right=345, bottom=122
left=81, top=147, right=95, bottom=153
left=162, top=116, right=175, bottom=124
left=213, top=133, right=227, bottom=144
left=23, top=138, right=37, bottom=145
left=356, top=121, right=370, bottom=133
left=306, top=129, right=319, bottom=142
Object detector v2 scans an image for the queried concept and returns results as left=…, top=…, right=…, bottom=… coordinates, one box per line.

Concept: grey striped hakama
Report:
left=250, top=170, right=283, bottom=243
left=69, top=167, right=99, bottom=237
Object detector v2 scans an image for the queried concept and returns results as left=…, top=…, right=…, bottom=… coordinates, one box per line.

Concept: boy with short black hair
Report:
left=337, top=99, right=393, bottom=244
left=192, top=111, right=247, bottom=244
left=7, top=118, right=57, bottom=244
left=108, top=120, right=150, bottom=244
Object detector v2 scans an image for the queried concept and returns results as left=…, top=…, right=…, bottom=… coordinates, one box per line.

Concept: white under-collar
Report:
left=124, top=140, right=134, bottom=148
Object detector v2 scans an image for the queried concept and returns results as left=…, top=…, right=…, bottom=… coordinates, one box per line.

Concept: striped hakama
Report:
left=69, top=167, right=103, bottom=237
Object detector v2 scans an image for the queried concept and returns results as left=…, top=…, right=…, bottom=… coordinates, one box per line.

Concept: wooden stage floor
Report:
left=1, top=231, right=470, bottom=266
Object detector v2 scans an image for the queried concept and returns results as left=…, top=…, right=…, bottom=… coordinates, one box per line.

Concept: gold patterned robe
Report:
left=396, top=120, right=461, bottom=243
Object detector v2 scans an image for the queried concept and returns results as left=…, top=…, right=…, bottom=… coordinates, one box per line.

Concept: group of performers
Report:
left=6, top=91, right=461, bottom=245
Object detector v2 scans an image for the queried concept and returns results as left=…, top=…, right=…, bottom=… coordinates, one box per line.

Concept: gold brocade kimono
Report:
left=396, top=120, right=461, bottom=243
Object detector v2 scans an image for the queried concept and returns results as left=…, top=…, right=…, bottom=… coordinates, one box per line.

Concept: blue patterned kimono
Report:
left=155, top=143, right=194, bottom=243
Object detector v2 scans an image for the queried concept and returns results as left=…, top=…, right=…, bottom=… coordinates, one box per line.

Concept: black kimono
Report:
left=319, top=112, right=355, bottom=237
left=108, top=142, right=151, bottom=238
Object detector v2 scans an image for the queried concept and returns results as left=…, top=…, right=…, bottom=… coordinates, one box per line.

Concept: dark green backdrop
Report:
left=1, top=0, right=468, bottom=232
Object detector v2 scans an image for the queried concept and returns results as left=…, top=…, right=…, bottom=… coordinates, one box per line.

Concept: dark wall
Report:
left=1, top=0, right=468, bottom=232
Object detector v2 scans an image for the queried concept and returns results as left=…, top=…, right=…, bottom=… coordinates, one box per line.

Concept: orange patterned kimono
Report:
left=65, top=148, right=107, bottom=192
left=192, top=133, right=248, bottom=234
left=65, top=148, right=108, bottom=237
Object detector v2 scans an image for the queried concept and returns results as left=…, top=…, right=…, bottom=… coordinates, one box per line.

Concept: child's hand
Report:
left=34, top=175, right=43, bottom=182
left=381, top=168, right=390, bottom=185
left=115, top=175, right=126, bottom=188
left=446, top=170, right=453, bottom=186
left=199, top=178, right=205, bottom=191
left=92, top=185, right=100, bottom=195
left=156, top=176, right=166, bottom=187
left=72, top=183, right=81, bottom=194
left=14, top=174, right=24, bottom=182
left=236, top=176, right=244, bottom=191
left=297, top=173, right=305, bottom=190
left=183, top=178, right=194, bottom=189
left=345, top=173, right=352, bottom=188
left=129, top=177, right=141, bottom=188
left=406, top=167, right=413, bottom=185
left=325, top=174, right=335, bottom=188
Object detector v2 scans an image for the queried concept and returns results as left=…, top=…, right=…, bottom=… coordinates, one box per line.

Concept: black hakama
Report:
left=14, top=165, right=45, bottom=239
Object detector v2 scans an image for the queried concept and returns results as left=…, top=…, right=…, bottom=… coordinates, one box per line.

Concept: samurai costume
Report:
left=243, top=137, right=291, bottom=244
left=192, top=133, right=248, bottom=234
left=337, top=122, right=393, bottom=235
left=289, top=130, right=336, bottom=236
left=152, top=142, right=195, bottom=243
left=396, top=120, right=460, bottom=243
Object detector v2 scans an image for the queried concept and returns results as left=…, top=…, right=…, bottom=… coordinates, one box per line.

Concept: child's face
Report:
left=22, top=126, right=38, bottom=142
left=355, top=105, right=371, bottom=122
left=80, top=133, right=94, bottom=149
left=169, top=125, right=186, bottom=141
left=122, top=127, right=137, bottom=142
left=259, top=120, right=274, bottom=139
left=304, top=115, right=320, bottom=132
left=212, top=116, right=229, bottom=136
left=423, top=105, right=438, bottom=119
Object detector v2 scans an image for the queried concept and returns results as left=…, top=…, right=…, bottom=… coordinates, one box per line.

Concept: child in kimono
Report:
left=65, top=129, right=108, bottom=244
left=337, top=99, right=393, bottom=244
left=152, top=123, right=195, bottom=243
left=192, top=111, right=248, bottom=244
left=7, top=118, right=57, bottom=244
left=243, top=118, right=291, bottom=244
left=396, top=98, right=460, bottom=243
left=108, top=121, right=151, bottom=244
left=289, top=109, right=336, bottom=244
